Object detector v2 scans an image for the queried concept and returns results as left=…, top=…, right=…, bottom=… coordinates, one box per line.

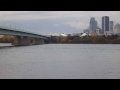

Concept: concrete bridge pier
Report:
left=12, top=36, right=30, bottom=46
left=12, top=36, right=45, bottom=46
left=35, top=38, right=44, bottom=45
left=30, top=38, right=44, bottom=45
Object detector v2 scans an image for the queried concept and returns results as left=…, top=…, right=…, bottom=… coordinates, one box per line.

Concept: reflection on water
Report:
left=0, top=44, right=120, bottom=79
left=0, top=43, right=11, bottom=46
left=0, top=46, right=13, bottom=49
left=0, top=43, right=33, bottom=49
left=0, top=43, right=12, bottom=49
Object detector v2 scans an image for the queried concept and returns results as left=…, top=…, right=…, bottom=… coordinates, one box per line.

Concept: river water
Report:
left=0, top=43, right=120, bottom=79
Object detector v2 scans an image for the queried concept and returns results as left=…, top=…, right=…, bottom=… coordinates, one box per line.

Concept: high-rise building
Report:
left=95, top=20, right=98, bottom=28
left=114, top=23, right=120, bottom=35
left=102, top=16, right=109, bottom=35
left=99, top=28, right=104, bottom=35
left=109, top=21, right=114, bottom=33
left=90, top=17, right=98, bottom=34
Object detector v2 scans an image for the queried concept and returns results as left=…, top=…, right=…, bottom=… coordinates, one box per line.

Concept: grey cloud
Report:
left=0, top=11, right=120, bottom=34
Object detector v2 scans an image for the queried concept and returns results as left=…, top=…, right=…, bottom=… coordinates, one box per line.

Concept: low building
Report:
left=72, top=33, right=83, bottom=36
left=83, top=29, right=90, bottom=34
left=51, top=33, right=60, bottom=36
left=99, top=29, right=104, bottom=35
left=96, top=28, right=100, bottom=35
left=67, top=34, right=72, bottom=36
left=114, top=23, right=120, bottom=35
left=60, top=33, right=67, bottom=37
left=81, top=33, right=89, bottom=37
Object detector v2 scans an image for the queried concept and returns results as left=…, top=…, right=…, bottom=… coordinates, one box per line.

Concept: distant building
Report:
left=51, top=33, right=60, bottom=36
left=83, top=29, right=90, bottom=34
left=81, top=33, right=88, bottom=37
left=102, top=16, right=109, bottom=35
left=60, top=33, right=67, bottom=37
left=97, top=28, right=104, bottom=35
left=67, top=34, right=72, bottom=36
left=90, top=17, right=98, bottom=34
left=95, top=28, right=100, bottom=35
left=72, top=33, right=82, bottom=36
left=114, top=23, right=120, bottom=35
left=109, top=21, right=114, bottom=33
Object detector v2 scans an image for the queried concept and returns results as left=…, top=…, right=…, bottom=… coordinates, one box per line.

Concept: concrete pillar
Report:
left=33, top=38, right=44, bottom=45
left=21, top=36, right=31, bottom=45
left=29, top=38, right=36, bottom=45
left=12, top=36, right=31, bottom=46
left=12, top=36, right=21, bottom=46
left=12, top=36, right=44, bottom=46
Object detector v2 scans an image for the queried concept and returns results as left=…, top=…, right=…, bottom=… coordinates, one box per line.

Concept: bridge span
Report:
left=0, top=21, right=50, bottom=46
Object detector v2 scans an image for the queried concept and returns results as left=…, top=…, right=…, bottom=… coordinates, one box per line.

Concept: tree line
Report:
left=0, top=35, right=14, bottom=43
left=50, top=35, right=120, bottom=44
left=0, top=35, right=120, bottom=44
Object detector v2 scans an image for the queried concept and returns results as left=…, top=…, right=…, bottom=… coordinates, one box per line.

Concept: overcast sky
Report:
left=0, top=11, right=120, bottom=34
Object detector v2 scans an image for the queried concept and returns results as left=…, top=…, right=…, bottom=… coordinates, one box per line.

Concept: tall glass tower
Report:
left=109, top=21, right=114, bottom=32
left=102, top=16, right=109, bottom=34
left=90, top=17, right=97, bottom=34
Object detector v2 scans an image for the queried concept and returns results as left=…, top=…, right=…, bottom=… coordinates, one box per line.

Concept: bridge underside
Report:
left=12, top=36, right=44, bottom=46
left=0, top=28, right=50, bottom=39
left=0, top=28, right=50, bottom=46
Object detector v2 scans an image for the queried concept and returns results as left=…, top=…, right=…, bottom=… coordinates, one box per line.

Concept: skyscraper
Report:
left=90, top=17, right=97, bottom=34
left=109, top=21, right=114, bottom=33
left=102, top=16, right=109, bottom=35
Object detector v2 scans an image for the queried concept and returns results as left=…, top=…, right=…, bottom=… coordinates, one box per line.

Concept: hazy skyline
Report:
left=0, top=11, right=120, bottom=34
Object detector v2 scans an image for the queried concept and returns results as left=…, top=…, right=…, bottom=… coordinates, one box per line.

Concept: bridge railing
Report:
left=0, top=19, right=51, bottom=37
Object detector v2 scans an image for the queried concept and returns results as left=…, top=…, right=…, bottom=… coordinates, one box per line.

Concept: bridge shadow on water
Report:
left=0, top=44, right=45, bottom=49
left=0, top=46, right=14, bottom=49
left=0, top=45, right=31, bottom=49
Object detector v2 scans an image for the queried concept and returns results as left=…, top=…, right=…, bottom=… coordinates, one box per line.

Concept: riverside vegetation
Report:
left=50, top=35, right=120, bottom=44
left=0, top=35, right=120, bottom=44
left=0, top=35, right=13, bottom=43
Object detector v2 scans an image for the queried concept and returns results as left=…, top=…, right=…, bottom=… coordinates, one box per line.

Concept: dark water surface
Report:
left=0, top=44, right=120, bottom=79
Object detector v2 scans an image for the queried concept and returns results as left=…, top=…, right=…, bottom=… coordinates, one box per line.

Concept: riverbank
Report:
left=0, top=43, right=12, bottom=46
left=1, top=35, right=120, bottom=44
left=50, top=35, right=120, bottom=44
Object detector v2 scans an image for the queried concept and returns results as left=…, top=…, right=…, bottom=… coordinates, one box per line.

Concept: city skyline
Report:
left=0, top=11, right=120, bottom=34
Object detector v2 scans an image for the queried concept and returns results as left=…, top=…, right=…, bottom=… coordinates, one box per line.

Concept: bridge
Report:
left=0, top=20, right=51, bottom=46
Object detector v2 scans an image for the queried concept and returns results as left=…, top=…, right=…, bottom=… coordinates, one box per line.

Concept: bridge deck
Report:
left=0, top=27, right=50, bottom=40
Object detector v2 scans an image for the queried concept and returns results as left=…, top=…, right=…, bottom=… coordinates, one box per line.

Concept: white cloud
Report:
left=0, top=11, right=120, bottom=21
left=65, top=21, right=88, bottom=30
